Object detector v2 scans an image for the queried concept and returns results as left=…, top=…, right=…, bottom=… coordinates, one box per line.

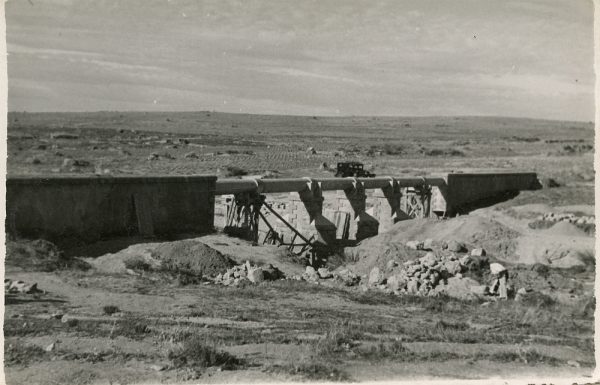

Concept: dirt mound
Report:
left=87, top=243, right=161, bottom=274
left=344, top=242, right=422, bottom=276
left=515, top=235, right=593, bottom=268
left=151, top=239, right=235, bottom=276
left=6, top=239, right=90, bottom=271
left=89, top=239, right=235, bottom=277
left=346, top=215, right=519, bottom=274
left=345, top=208, right=594, bottom=273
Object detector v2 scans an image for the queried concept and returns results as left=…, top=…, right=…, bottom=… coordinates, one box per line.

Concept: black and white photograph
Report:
left=2, top=0, right=597, bottom=383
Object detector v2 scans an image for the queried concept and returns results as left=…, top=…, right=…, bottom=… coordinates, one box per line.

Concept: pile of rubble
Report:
left=537, top=212, right=594, bottom=225
left=214, top=261, right=284, bottom=286
left=294, top=238, right=507, bottom=299
left=5, top=279, right=41, bottom=294
left=365, top=239, right=487, bottom=296
left=291, top=266, right=361, bottom=287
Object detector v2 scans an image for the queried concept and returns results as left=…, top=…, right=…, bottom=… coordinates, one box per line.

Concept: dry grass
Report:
left=4, top=342, right=47, bottom=366
left=167, top=335, right=243, bottom=370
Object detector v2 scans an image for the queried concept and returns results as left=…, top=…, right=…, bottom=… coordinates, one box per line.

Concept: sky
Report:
left=5, top=0, right=596, bottom=121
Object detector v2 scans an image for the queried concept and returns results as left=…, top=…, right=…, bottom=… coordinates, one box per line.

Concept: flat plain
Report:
left=4, top=111, right=596, bottom=383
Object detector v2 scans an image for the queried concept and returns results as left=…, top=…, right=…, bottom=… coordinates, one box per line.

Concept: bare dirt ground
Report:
left=4, top=112, right=596, bottom=383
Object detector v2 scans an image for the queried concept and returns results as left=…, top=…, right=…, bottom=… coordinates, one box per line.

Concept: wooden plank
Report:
left=263, top=203, right=314, bottom=247
left=334, top=211, right=350, bottom=240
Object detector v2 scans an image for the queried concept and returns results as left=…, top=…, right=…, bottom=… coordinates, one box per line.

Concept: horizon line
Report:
left=6, top=110, right=594, bottom=124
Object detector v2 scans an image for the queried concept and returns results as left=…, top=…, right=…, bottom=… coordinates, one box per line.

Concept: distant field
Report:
left=6, top=112, right=594, bottom=189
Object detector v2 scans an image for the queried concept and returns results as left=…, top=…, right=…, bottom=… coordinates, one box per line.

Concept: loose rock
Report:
left=335, top=269, right=360, bottom=286
left=420, top=252, right=437, bottom=267
left=44, top=342, right=56, bottom=352
left=302, top=266, right=320, bottom=282
left=446, top=240, right=466, bottom=253
left=247, top=267, right=264, bottom=283
left=406, top=280, right=419, bottom=294
left=444, top=260, right=462, bottom=275
left=423, top=238, right=434, bottom=250
left=405, top=240, right=424, bottom=250
left=567, top=360, right=581, bottom=368
left=387, top=274, right=407, bottom=292
left=317, top=267, right=333, bottom=279
left=368, top=267, right=385, bottom=285
left=386, top=260, right=398, bottom=270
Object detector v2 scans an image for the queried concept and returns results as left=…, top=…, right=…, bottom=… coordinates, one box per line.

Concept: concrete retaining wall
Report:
left=6, top=175, right=217, bottom=245
left=443, top=172, right=540, bottom=214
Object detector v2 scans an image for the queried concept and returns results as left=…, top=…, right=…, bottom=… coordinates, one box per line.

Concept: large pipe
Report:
left=314, top=178, right=355, bottom=191
left=213, top=179, right=258, bottom=195
left=258, top=178, right=310, bottom=193
left=214, top=176, right=447, bottom=195
left=395, top=177, right=446, bottom=187
left=358, top=177, right=395, bottom=189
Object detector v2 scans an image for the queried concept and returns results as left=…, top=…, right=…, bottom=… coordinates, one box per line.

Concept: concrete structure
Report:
left=6, top=172, right=539, bottom=249
left=214, top=172, right=540, bottom=247
left=442, top=172, right=540, bottom=214
left=6, top=175, right=216, bottom=246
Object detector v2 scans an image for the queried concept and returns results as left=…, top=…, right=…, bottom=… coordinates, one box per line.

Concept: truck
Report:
left=334, top=162, right=376, bottom=178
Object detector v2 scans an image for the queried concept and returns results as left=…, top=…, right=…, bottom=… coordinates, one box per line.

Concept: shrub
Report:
left=518, top=291, right=556, bottom=308
left=266, top=362, right=352, bottom=382
left=434, top=320, right=470, bottom=331
left=314, top=321, right=363, bottom=357
left=358, top=340, right=408, bottom=360
left=168, top=336, right=242, bottom=369
left=113, top=317, right=151, bottom=340
left=448, top=149, right=465, bottom=156
left=225, top=166, right=248, bottom=177
left=66, top=318, right=79, bottom=327
left=382, top=144, right=404, bottom=155
left=490, top=349, right=560, bottom=366
left=423, top=148, right=464, bottom=157
left=102, top=305, right=120, bottom=315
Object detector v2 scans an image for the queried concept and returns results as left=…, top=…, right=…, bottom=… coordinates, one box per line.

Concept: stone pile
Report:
left=214, top=261, right=284, bottom=286
left=374, top=252, right=469, bottom=296
left=364, top=239, right=491, bottom=297
left=297, top=266, right=361, bottom=286
left=537, top=212, right=594, bottom=225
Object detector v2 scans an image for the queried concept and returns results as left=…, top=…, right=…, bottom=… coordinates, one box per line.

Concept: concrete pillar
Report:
left=337, top=180, right=379, bottom=241
left=376, top=180, right=411, bottom=231
left=431, top=185, right=449, bottom=217
left=289, top=180, right=336, bottom=245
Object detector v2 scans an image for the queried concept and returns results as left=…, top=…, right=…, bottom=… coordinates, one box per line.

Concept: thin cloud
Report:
left=5, top=0, right=595, bottom=121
